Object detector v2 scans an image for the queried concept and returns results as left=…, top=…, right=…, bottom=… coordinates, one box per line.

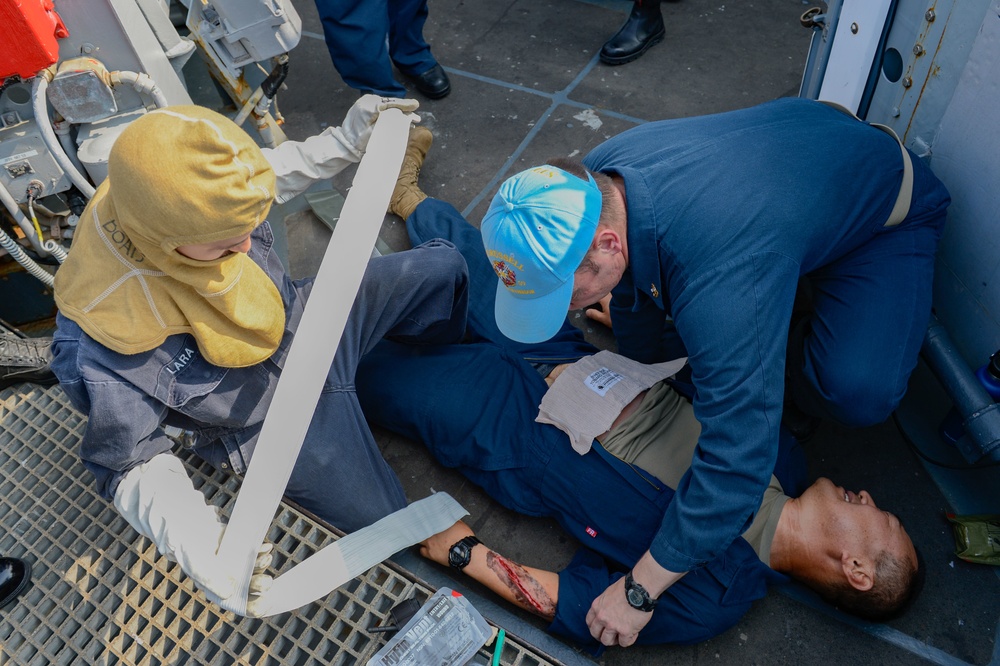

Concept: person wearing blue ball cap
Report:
left=478, top=97, right=950, bottom=647
left=481, top=165, right=604, bottom=344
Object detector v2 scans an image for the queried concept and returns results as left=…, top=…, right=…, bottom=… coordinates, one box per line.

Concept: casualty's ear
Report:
left=594, top=228, right=623, bottom=255
left=841, top=552, right=874, bottom=591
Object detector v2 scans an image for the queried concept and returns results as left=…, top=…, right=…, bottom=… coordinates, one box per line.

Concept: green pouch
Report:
left=947, top=513, right=1000, bottom=565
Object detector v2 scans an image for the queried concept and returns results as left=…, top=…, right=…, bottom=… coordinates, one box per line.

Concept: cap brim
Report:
left=493, top=278, right=572, bottom=343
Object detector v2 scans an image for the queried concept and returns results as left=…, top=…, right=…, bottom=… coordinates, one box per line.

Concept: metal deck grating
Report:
left=0, top=385, right=564, bottom=665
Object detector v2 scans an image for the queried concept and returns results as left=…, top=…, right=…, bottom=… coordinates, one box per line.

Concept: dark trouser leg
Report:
left=314, top=0, right=406, bottom=97
left=786, top=219, right=945, bottom=427
left=387, top=0, right=437, bottom=76
left=286, top=242, right=469, bottom=532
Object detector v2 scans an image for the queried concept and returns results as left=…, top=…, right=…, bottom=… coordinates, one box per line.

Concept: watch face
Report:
left=449, top=542, right=471, bottom=569
left=627, top=588, right=645, bottom=607
left=448, top=536, right=480, bottom=569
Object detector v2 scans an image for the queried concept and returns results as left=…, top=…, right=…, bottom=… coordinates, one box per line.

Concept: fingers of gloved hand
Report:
left=248, top=572, right=273, bottom=596
left=376, top=97, right=419, bottom=116
left=339, top=94, right=419, bottom=152
left=349, top=94, right=381, bottom=119
left=254, top=542, right=274, bottom=572
left=375, top=97, right=421, bottom=124
left=245, top=594, right=271, bottom=618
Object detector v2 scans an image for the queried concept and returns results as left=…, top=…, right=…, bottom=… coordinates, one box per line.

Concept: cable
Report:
left=26, top=195, right=44, bottom=241
left=0, top=177, right=47, bottom=254
left=0, top=225, right=54, bottom=287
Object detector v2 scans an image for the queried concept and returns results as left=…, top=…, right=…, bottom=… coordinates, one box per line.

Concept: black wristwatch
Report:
left=624, top=571, right=658, bottom=612
left=448, top=536, right=482, bottom=570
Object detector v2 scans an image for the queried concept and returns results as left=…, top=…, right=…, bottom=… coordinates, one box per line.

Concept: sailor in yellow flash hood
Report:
left=54, top=105, right=284, bottom=368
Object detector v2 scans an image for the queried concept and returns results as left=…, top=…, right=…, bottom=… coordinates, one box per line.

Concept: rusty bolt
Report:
left=913, top=43, right=925, bottom=56
left=851, top=22, right=859, bottom=34
left=902, top=76, right=913, bottom=88
left=925, top=9, right=936, bottom=22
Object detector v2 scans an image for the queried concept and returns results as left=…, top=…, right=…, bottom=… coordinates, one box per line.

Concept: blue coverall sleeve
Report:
left=646, top=252, right=800, bottom=572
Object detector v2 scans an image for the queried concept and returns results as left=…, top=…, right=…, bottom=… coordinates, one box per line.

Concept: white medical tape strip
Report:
left=213, top=109, right=465, bottom=616
left=259, top=492, right=468, bottom=616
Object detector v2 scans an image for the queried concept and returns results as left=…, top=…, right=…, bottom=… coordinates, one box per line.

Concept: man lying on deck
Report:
left=353, top=127, right=919, bottom=651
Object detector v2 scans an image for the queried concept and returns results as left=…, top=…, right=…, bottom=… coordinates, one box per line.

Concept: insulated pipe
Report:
left=234, top=56, right=289, bottom=145
left=109, top=70, right=170, bottom=109
left=31, top=74, right=97, bottom=199
left=0, top=226, right=54, bottom=287
left=0, top=180, right=47, bottom=255
left=53, top=118, right=89, bottom=178
left=233, top=87, right=264, bottom=127
left=922, top=314, right=1000, bottom=462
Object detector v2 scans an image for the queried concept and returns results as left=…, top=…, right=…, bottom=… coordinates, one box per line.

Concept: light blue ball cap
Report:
left=481, top=165, right=603, bottom=343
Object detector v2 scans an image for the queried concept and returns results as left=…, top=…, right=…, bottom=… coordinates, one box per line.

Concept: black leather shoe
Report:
left=0, top=329, right=57, bottom=390
left=403, top=64, right=451, bottom=99
left=600, top=1, right=665, bottom=65
left=0, top=557, right=31, bottom=609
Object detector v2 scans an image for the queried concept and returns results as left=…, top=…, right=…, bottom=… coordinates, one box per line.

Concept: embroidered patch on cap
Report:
left=493, top=260, right=517, bottom=287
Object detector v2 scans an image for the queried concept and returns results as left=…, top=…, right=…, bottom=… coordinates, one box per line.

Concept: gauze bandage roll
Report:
left=536, top=350, right=688, bottom=455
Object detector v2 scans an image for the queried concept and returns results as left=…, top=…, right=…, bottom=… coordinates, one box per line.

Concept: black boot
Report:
left=0, top=327, right=57, bottom=390
left=600, top=0, right=665, bottom=65
left=402, top=63, right=451, bottom=100
left=0, top=557, right=31, bottom=609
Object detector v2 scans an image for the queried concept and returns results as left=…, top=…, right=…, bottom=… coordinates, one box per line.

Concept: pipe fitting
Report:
left=922, top=315, right=1000, bottom=462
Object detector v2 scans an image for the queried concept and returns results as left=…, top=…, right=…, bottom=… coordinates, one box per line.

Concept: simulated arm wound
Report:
left=486, top=550, right=557, bottom=620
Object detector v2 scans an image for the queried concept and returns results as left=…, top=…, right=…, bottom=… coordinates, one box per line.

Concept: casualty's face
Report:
left=176, top=232, right=254, bottom=261
left=802, top=477, right=916, bottom=566
left=568, top=251, right=626, bottom=310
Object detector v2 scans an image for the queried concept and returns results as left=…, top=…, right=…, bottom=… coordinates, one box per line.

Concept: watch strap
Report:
left=448, top=535, right=482, bottom=570
left=624, top=571, right=658, bottom=612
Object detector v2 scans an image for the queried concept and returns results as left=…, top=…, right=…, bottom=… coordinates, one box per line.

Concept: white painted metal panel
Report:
left=818, top=0, right=893, bottom=112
